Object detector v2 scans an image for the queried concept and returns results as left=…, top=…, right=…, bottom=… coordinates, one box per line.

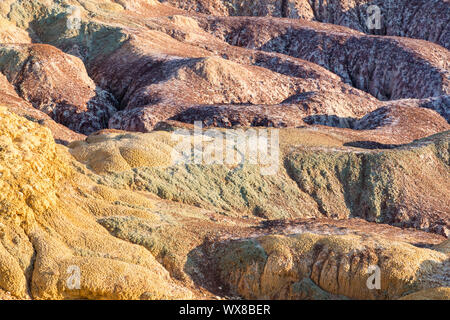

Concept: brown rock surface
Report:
left=0, top=0, right=448, bottom=301
left=0, top=73, right=85, bottom=144
left=68, top=126, right=450, bottom=236
left=167, top=0, right=450, bottom=49
left=0, top=44, right=117, bottom=135
left=211, top=230, right=449, bottom=300
left=196, top=16, right=449, bottom=100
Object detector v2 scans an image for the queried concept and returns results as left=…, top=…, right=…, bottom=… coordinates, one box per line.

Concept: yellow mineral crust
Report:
left=0, top=106, right=70, bottom=228
left=0, top=108, right=192, bottom=299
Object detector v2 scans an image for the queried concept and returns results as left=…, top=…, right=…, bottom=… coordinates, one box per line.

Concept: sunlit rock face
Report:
left=166, top=0, right=450, bottom=49
left=0, top=0, right=448, bottom=300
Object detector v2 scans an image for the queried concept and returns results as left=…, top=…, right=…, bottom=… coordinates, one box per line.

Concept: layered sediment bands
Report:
left=197, top=16, right=449, bottom=100
left=0, top=44, right=117, bottom=135
left=166, top=0, right=450, bottom=49
left=69, top=128, right=450, bottom=236
left=0, top=73, right=85, bottom=144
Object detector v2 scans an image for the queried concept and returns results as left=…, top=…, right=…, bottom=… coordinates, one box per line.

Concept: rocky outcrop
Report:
left=109, top=103, right=309, bottom=131
left=69, top=128, right=316, bottom=220
left=351, top=104, right=449, bottom=138
left=0, top=111, right=448, bottom=300
left=0, top=16, right=31, bottom=43
left=0, top=73, right=85, bottom=144
left=400, top=287, right=450, bottom=300
left=0, top=44, right=117, bottom=135
left=305, top=103, right=450, bottom=135
left=1, top=0, right=448, bottom=131
left=285, top=131, right=450, bottom=236
left=163, top=0, right=308, bottom=18
left=166, top=0, right=450, bottom=49
left=0, top=107, right=192, bottom=299
left=303, top=0, right=450, bottom=50
left=69, top=126, right=450, bottom=236
left=1, top=108, right=447, bottom=300
left=93, top=35, right=382, bottom=130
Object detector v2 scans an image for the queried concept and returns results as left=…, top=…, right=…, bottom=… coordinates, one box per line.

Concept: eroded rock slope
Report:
left=0, top=0, right=449, bottom=300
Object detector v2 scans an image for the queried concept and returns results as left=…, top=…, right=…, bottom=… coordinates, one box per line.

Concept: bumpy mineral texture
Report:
left=0, top=0, right=448, bottom=301
left=0, top=73, right=85, bottom=144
